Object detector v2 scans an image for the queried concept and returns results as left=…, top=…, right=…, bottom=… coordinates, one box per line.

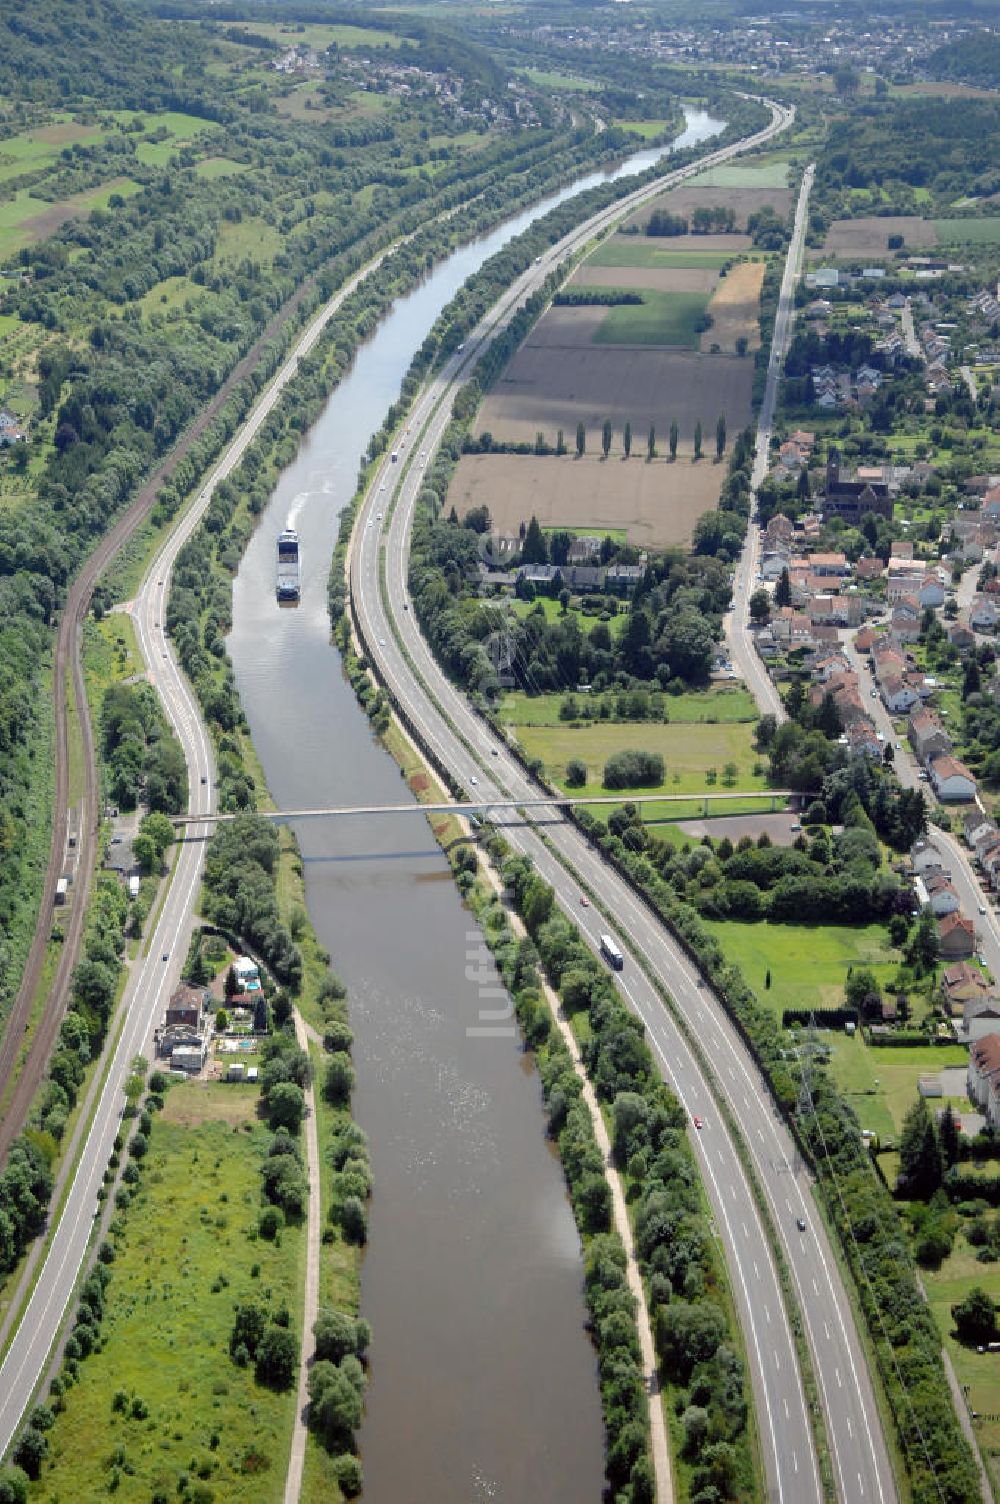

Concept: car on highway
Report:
left=979, top=903, right=988, bottom=915
left=378, top=637, right=386, bottom=647
left=403, top=603, right=409, bottom=611
left=870, top=688, right=878, bottom=698
left=470, top=776, right=478, bottom=786
left=693, top=1115, right=703, bottom=1130
left=580, top=897, right=590, bottom=907
left=200, top=775, right=207, bottom=785
left=162, top=952, right=170, bottom=962
left=796, top=1216, right=807, bottom=1232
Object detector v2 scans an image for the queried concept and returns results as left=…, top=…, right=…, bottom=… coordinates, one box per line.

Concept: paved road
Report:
left=350, top=139, right=895, bottom=1502
left=0, top=244, right=400, bottom=1461
left=901, top=300, right=922, bottom=360
left=724, top=166, right=814, bottom=720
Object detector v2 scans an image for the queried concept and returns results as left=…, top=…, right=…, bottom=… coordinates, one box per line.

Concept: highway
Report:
left=0, top=242, right=403, bottom=1460
left=349, top=137, right=894, bottom=1501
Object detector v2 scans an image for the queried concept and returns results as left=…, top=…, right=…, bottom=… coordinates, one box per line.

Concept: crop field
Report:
left=822, top=216, right=938, bottom=254
left=690, top=160, right=791, bottom=188
left=33, top=1099, right=303, bottom=1502
left=451, top=450, right=731, bottom=547
left=586, top=238, right=735, bottom=270
left=572, top=264, right=721, bottom=293
left=476, top=326, right=753, bottom=443
left=702, top=262, right=765, bottom=352
left=624, top=185, right=792, bottom=234
left=595, top=289, right=712, bottom=347
left=933, top=217, right=1000, bottom=245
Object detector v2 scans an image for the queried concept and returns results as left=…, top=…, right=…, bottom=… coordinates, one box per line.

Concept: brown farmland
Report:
left=475, top=333, right=753, bottom=450
left=571, top=263, right=720, bottom=293
left=623, top=188, right=791, bottom=233
left=702, top=261, right=765, bottom=352
left=821, top=216, right=937, bottom=255
left=450, top=451, right=725, bottom=548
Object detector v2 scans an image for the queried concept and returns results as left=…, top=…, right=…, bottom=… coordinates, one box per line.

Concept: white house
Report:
left=911, top=837, right=946, bottom=874
left=922, top=873, right=961, bottom=916
left=964, top=999, right=1000, bottom=1043
left=881, top=676, right=919, bottom=714
left=968, top=1034, right=1000, bottom=1128
left=929, top=754, right=977, bottom=802
left=970, top=596, right=999, bottom=632
left=918, top=573, right=946, bottom=609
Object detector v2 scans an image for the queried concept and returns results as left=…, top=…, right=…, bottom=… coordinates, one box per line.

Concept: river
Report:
left=227, top=108, right=724, bottom=1502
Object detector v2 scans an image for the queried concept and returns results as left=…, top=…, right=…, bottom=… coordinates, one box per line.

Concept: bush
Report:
left=603, top=750, right=664, bottom=789
left=259, top=1206, right=285, bottom=1240
left=565, top=758, right=587, bottom=789
left=335, top=1455, right=363, bottom=1497
left=255, top=1324, right=297, bottom=1390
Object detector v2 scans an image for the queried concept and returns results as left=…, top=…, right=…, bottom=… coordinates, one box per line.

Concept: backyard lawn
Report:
left=703, top=919, right=900, bottom=1020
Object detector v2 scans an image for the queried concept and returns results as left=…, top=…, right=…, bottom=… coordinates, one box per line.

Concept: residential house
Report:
left=970, top=596, right=998, bottom=632
left=938, top=912, right=976, bottom=959
left=908, top=709, right=951, bottom=766
left=810, top=551, right=850, bottom=578
left=812, top=653, right=853, bottom=684
left=964, top=1000, right=1000, bottom=1044
left=918, top=571, right=946, bottom=609
left=922, top=872, right=961, bottom=917
left=981, top=844, right=1000, bottom=891
left=891, top=598, right=921, bottom=642
left=760, top=549, right=791, bottom=581
left=967, top=1034, right=1000, bottom=1128
left=911, top=837, right=946, bottom=875
left=941, top=961, right=990, bottom=1013
left=974, top=825, right=1000, bottom=868
left=847, top=722, right=882, bottom=759
left=964, top=809, right=995, bottom=848
left=948, top=619, right=976, bottom=653
left=928, top=754, right=977, bottom=802
left=855, top=557, right=884, bottom=584
left=165, top=984, right=203, bottom=1031
left=764, top=513, right=795, bottom=546
left=891, top=540, right=915, bottom=561
left=605, top=563, right=645, bottom=594
left=567, top=536, right=602, bottom=565
left=880, top=675, right=919, bottom=714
